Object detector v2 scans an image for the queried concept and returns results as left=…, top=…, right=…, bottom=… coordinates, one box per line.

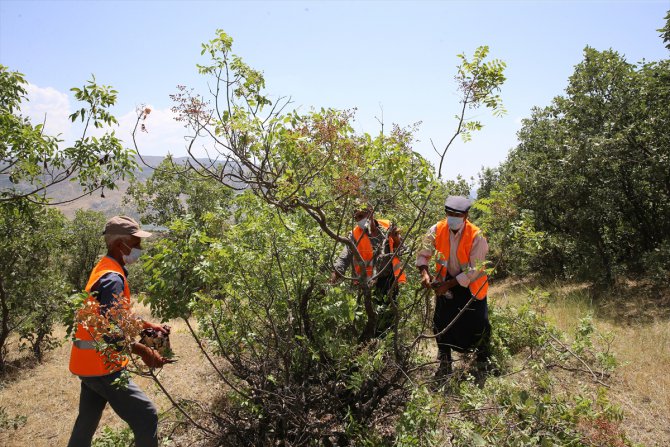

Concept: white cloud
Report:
left=16, top=85, right=200, bottom=160
left=116, top=106, right=195, bottom=157
left=21, top=83, right=72, bottom=140
left=18, top=87, right=236, bottom=162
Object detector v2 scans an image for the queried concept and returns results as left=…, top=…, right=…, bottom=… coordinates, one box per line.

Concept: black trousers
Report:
left=373, top=275, right=399, bottom=337
left=433, top=284, right=491, bottom=362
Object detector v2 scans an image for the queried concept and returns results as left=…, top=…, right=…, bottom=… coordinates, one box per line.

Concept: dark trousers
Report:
left=67, top=371, right=158, bottom=447
left=373, top=275, right=400, bottom=337
left=433, top=284, right=491, bottom=364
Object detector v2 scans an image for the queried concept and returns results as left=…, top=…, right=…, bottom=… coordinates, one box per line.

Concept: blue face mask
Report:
left=122, top=243, right=143, bottom=265
left=447, top=215, right=465, bottom=231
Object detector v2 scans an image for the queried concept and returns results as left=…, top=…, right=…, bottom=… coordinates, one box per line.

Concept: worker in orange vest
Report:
left=67, top=216, right=169, bottom=447
left=330, top=204, right=407, bottom=337
left=416, top=196, right=493, bottom=379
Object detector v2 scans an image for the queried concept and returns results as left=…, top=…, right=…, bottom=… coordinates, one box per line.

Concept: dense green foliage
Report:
left=475, top=40, right=670, bottom=284
left=124, top=156, right=234, bottom=227
left=0, top=204, right=107, bottom=368
left=64, top=209, right=107, bottom=291
left=0, top=202, right=68, bottom=365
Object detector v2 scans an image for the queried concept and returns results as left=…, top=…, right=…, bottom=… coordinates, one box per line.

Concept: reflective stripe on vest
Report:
left=73, top=339, right=97, bottom=350
left=69, top=256, right=131, bottom=377
left=352, top=219, right=406, bottom=284
left=434, top=219, right=488, bottom=299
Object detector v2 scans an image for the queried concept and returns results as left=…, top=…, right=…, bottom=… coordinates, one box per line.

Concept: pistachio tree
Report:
left=0, top=202, right=69, bottom=366
left=132, top=29, right=507, bottom=444
left=63, top=209, right=107, bottom=291
left=134, top=30, right=505, bottom=339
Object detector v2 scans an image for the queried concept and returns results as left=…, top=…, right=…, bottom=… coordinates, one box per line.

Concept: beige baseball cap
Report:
left=103, top=216, right=152, bottom=238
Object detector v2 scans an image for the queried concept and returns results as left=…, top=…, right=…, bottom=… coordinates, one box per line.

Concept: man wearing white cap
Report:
left=67, top=216, right=169, bottom=447
left=416, top=196, right=493, bottom=379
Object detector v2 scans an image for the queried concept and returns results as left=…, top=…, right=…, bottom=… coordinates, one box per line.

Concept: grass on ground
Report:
left=0, top=299, right=217, bottom=447
left=494, top=280, right=670, bottom=447
left=0, top=282, right=668, bottom=446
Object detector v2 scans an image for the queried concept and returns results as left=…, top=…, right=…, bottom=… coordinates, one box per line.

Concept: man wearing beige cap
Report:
left=67, top=216, right=168, bottom=447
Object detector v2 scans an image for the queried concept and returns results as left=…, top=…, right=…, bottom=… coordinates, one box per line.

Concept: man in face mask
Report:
left=416, top=196, right=493, bottom=380
left=67, top=216, right=169, bottom=447
left=330, top=204, right=407, bottom=337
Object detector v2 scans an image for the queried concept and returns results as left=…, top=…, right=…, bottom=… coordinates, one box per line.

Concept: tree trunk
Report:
left=359, top=289, right=377, bottom=343
left=32, top=331, right=45, bottom=362
left=0, top=275, right=10, bottom=371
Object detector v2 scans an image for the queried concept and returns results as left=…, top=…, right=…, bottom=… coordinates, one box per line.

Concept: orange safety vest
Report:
left=352, top=219, right=407, bottom=284
left=434, top=219, right=488, bottom=299
left=69, top=256, right=130, bottom=377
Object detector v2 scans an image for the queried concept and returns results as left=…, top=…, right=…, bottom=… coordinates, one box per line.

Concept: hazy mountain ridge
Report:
left=1, top=155, right=172, bottom=219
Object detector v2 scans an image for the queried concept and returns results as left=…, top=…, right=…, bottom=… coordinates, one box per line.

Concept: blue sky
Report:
left=1, top=0, right=668, bottom=182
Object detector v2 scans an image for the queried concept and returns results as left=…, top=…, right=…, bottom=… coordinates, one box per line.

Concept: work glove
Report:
left=132, top=342, right=168, bottom=368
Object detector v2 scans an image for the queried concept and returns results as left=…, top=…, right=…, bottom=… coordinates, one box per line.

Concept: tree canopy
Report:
left=476, top=43, right=670, bottom=283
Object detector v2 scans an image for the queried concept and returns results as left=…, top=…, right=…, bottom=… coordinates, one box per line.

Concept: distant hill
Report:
left=54, top=155, right=171, bottom=219
left=1, top=155, right=174, bottom=219
left=4, top=154, right=244, bottom=219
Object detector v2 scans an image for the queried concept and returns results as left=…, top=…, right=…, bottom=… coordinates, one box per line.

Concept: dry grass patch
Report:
left=495, top=279, right=670, bottom=446
left=605, top=319, right=670, bottom=446
left=0, top=299, right=217, bottom=447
